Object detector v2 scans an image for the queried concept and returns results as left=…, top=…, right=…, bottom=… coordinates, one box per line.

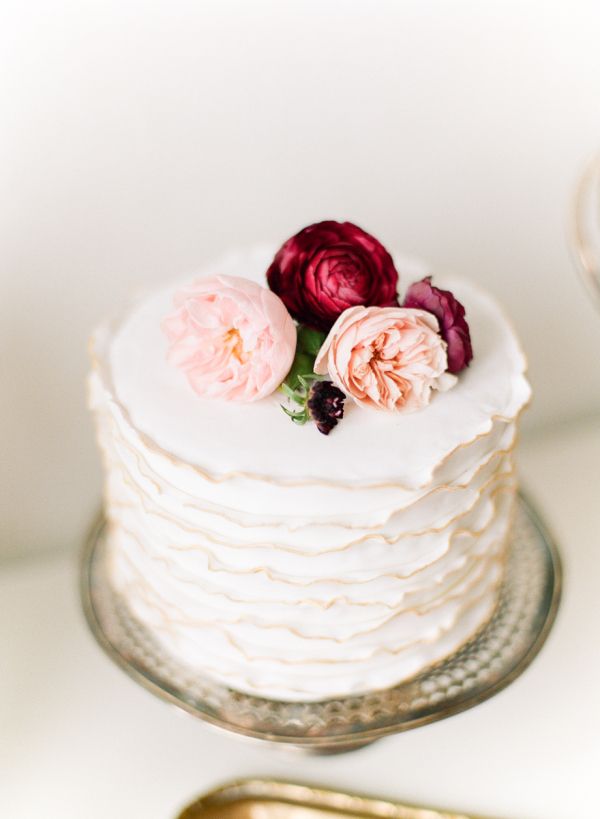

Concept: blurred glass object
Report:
left=572, top=153, right=600, bottom=312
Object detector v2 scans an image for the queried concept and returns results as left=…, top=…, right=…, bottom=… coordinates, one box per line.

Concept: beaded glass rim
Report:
left=80, top=492, right=561, bottom=753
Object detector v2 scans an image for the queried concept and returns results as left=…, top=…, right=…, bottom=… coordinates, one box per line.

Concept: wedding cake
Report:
left=88, top=222, right=530, bottom=701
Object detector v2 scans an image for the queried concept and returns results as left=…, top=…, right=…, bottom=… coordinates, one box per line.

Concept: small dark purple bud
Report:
left=307, top=380, right=346, bottom=435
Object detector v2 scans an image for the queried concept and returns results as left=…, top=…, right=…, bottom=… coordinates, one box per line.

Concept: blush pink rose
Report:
left=161, top=275, right=296, bottom=402
left=314, top=306, right=456, bottom=412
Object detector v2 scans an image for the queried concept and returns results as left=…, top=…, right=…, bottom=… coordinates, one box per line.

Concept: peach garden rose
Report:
left=162, top=275, right=296, bottom=402
left=314, top=305, right=456, bottom=412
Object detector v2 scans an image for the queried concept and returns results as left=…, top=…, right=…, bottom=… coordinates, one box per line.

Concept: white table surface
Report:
left=1, top=417, right=599, bottom=819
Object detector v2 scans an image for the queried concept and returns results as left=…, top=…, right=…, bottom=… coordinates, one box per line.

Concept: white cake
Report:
left=88, top=246, right=530, bottom=701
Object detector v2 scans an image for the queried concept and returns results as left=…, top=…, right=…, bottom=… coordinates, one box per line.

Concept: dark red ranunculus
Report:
left=266, top=221, right=399, bottom=331
left=403, top=277, right=473, bottom=374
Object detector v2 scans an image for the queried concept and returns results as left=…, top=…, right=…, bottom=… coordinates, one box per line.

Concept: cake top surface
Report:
left=99, top=245, right=530, bottom=487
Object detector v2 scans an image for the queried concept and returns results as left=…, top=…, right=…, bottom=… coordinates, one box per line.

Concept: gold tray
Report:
left=81, top=493, right=561, bottom=753
left=177, top=779, right=500, bottom=819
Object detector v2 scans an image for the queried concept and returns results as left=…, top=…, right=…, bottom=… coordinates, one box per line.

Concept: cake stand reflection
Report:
left=572, top=151, right=600, bottom=312
left=80, top=493, right=561, bottom=754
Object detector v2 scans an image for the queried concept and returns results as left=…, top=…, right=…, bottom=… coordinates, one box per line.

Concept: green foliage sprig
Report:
left=279, top=325, right=327, bottom=424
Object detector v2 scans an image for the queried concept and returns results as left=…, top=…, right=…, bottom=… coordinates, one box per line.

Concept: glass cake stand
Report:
left=572, top=151, right=600, bottom=312
left=80, top=493, right=561, bottom=753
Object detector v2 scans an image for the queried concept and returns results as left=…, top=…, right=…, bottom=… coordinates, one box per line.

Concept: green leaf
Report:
left=297, top=325, right=327, bottom=356
left=284, top=351, right=314, bottom=391
left=278, top=326, right=329, bottom=428
left=280, top=404, right=308, bottom=424
left=291, top=415, right=308, bottom=426
left=297, top=373, right=320, bottom=391
left=279, top=382, right=301, bottom=402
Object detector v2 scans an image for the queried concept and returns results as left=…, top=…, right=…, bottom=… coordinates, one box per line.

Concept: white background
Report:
left=2, top=0, right=600, bottom=560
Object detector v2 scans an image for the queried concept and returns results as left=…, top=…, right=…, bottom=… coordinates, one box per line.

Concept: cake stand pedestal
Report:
left=80, top=493, right=561, bottom=754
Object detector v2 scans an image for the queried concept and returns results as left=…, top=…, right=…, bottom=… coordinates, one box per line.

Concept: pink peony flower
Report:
left=403, top=277, right=473, bottom=373
left=314, top=305, right=455, bottom=412
left=161, top=275, right=296, bottom=402
left=266, top=221, right=399, bottom=331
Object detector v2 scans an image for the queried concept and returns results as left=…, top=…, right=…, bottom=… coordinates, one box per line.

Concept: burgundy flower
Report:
left=267, top=221, right=399, bottom=331
left=307, top=380, right=346, bottom=435
left=403, top=277, right=473, bottom=373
